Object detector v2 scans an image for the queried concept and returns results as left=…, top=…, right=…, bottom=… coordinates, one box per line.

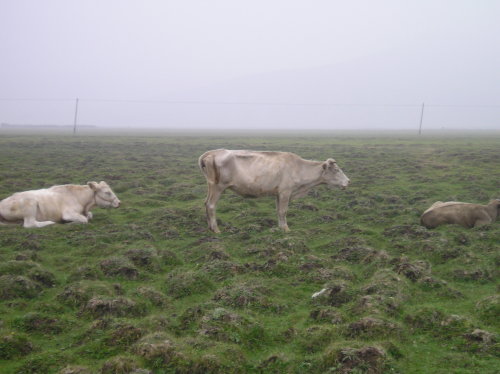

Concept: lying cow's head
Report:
left=88, top=181, right=121, bottom=208
left=492, top=199, right=500, bottom=217
left=321, top=159, right=350, bottom=189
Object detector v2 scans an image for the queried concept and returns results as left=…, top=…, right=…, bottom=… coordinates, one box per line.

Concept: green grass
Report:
left=0, top=132, right=499, bottom=373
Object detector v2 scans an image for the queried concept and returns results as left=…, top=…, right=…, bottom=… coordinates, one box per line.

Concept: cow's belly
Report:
left=36, top=203, right=64, bottom=222
left=229, top=183, right=279, bottom=197
left=36, top=193, right=69, bottom=221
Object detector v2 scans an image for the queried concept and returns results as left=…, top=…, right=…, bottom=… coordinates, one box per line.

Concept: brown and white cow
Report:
left=0, top=181, right=120, bottom=228
left=420, top=199, right=500, bottom=229
left=198, top=149, right=350, bottom=233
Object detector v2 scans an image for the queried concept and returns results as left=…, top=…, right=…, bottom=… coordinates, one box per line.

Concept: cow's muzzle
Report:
left=341, top=179, right=351, bottom=190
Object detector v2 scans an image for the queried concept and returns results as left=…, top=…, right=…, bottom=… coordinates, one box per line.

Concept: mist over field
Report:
left=1, top=1, right=499, bottom=130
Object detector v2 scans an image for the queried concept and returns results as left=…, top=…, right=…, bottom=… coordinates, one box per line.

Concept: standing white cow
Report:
left=199, top=149, right=350, bottom=233
left=0, top=181, right=120, bottom=228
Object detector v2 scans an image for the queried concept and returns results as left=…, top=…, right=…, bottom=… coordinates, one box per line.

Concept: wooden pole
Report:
left=418, top=102, right=425, bottom=135
left=73, top=98, right=79, bottom=135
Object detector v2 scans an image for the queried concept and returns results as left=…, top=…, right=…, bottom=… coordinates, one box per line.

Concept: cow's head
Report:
left=321, top=159, right=350, bottom=189
left=88, top=181, right=121, bottom=208
left=492, top=199, right=500, bottom=218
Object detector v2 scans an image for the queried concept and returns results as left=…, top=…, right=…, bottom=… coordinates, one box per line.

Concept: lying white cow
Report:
left=199, top=149, right=350, bottom=233
left=0, top=181, right=120, bottom=228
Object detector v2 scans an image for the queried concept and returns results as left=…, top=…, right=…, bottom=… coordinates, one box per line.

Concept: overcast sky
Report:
left=1, top=0, right=499, bottom=130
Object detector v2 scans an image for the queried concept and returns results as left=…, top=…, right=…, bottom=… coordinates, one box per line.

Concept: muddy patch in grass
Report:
left=12, top=312, right=68, bottom=334
left=462, top=329, right=498, bottom=353
left=133, top=333, right=179, bottom=368
left=346, top=316, right=401, bottom=339
left=311, top=281, right=357, bottom=307
left=322, top=345, right=387, bottom=374
left=124, top=247, right=161, bottom=271
left=135, top=286, right=169, bottom=307
left=0, top=260, right=56, bottom=287
left=332, top=246, right=390, bottom=264
left=475, top=295, right=499, bottom=324
left=393, top=257, right=431, bottom=282
left=100, top=355, right=141, bottom=374
left=0, top=275, right=42, bottom=300
left=58, top=366, right=93, bottom=374
left=105, top=322, right=144, bottom=347
left=164, top=269, right=214, bottom=298
left=213, top=281, right=285, bottom=312
left=80, top=296, right=146, bottom=318
left=100, top=257, right=139, bottom=280
left=197, top=307, right=267, bottom=347
left=309, top=307, right=343, bottom=324
left=301, top=265, right=356, bottom=283
left=0, top=331, right=34, bottom=359
left=67, top=266, right=102, bottom=282
left=57, top=281, right=117, bottom=308
left=202, top=260, right=244, bottom=281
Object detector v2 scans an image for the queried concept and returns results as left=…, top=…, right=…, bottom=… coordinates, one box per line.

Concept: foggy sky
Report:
left=1, top=0, right=499, bottom=130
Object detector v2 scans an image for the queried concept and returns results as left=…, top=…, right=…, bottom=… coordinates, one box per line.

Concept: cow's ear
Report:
left=323, top=159, right=336, bottom=169
left=87, top=181, right=98, bottom=190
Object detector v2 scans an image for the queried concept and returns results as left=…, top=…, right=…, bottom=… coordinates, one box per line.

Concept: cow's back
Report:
left=214, top=150, right=298, bottom=196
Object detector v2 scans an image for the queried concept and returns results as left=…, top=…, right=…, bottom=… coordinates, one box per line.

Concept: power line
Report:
left=0, top=98, right=75, bottom=102
left=1, top=97, right=499, bottom=108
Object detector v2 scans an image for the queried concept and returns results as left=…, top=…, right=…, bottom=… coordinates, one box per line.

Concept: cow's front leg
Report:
left=205, top=184, right=223, bottom=233
left=62, top=211, right=89, bottom=224
left=276, top=192, right=291, bottom=232
left=473, top=211, right=493, bottom=228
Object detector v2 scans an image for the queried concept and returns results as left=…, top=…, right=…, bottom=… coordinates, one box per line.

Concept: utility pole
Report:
left=418, top=102, right=425, bottom=135
left=73, top=98, right=79, bottom=135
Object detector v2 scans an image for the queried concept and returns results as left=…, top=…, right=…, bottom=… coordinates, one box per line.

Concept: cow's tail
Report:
left=198, top=152, right=219, bottom=184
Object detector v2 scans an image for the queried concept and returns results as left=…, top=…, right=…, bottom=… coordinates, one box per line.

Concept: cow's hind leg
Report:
left=276, top=192, right=291, bottom=232
left=23, top=218, right=56, bottom=228
left=205, top=184, right=224, bottom=233
left=20, top=200, right=55, bottom=228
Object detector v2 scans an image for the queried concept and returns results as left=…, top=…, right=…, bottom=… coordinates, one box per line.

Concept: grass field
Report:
left=0, top=132, right=498, bottom=373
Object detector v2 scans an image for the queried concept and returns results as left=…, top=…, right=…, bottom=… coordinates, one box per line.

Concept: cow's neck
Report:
left=291, top=160, right=324, bottom=198
left=78, top=185, right=97, bottom=214
left=486, top=202, right=499, bottom=219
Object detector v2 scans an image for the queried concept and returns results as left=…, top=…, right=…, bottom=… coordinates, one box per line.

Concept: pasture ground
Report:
left=0, top=132, right=499, bottom=373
